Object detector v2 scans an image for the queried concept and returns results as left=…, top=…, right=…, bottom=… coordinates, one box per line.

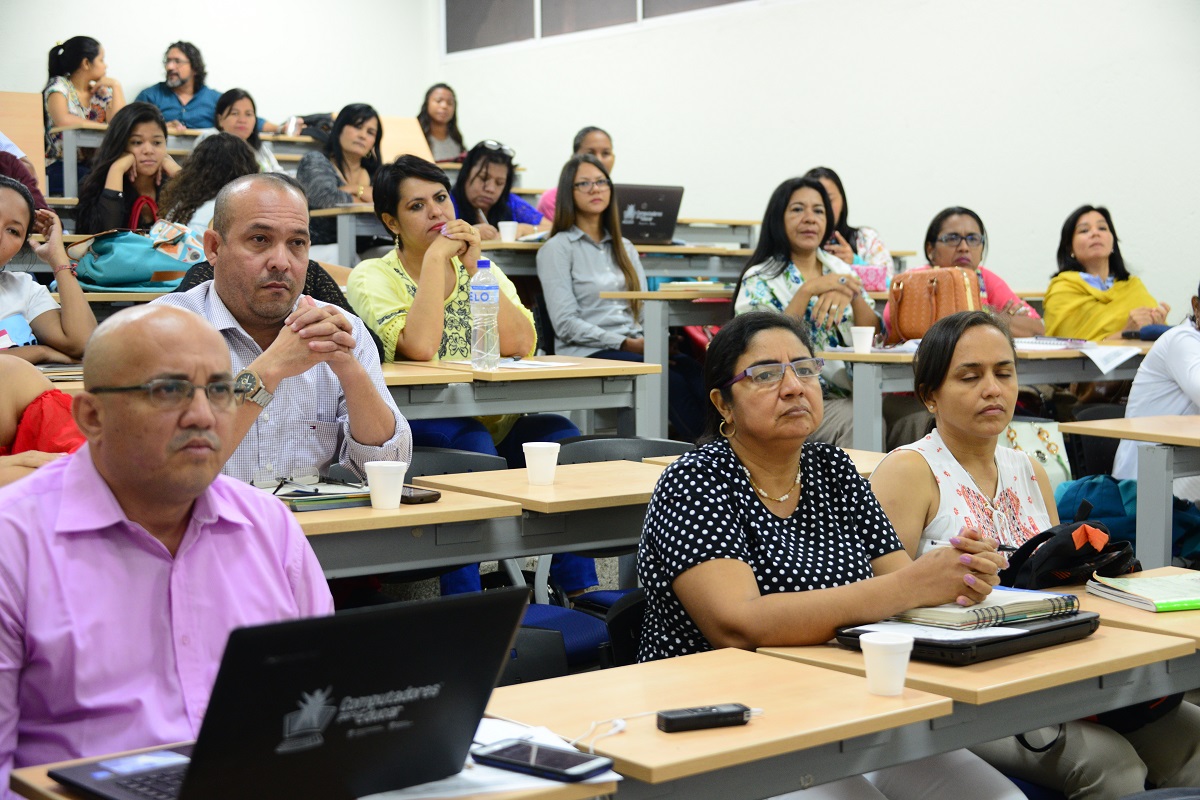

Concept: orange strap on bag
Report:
left=886, top=267, right=982, bottom=343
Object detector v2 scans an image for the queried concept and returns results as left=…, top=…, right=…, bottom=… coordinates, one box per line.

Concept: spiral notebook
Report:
left=889, top=586, right=1080, bottom=630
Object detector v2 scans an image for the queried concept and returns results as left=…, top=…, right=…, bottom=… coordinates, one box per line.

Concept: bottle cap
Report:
left=477, top=259, right=491, bottom=270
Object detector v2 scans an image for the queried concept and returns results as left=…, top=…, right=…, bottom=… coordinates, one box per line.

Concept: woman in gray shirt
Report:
left=536, top=154, right=705, bottom=442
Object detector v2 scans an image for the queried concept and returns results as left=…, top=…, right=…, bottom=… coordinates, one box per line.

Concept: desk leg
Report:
left=637, top=302, right=669, bottom=438
left=851, top=362, right=885, bottom=452
left=1136, top=444, right=1173, bottom=569
left=337, top=213, right=355, bottom=267
left=62, top=130, right=78, bottom=198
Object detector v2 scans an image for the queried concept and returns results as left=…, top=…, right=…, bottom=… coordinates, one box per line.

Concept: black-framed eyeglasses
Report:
left=936, top=233, right=985, bottom=248
left=722, top=358, right=825, bottom=388
left=572, top=178, right=611, bottom=192
left=480, top=140, right=515, bottom=158
left=90, top=378, right=246, bottom=409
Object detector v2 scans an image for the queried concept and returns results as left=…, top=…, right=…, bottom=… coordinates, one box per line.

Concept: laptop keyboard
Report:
left=114, top=766, right=186, bottom=800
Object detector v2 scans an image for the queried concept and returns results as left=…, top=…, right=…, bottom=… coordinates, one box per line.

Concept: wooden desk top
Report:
left=413, top=460, right=667, bottom=514
left=259, top=133, right=317, bottom=145
left=10, top=746, right=609, bottom=800
left=428, top=355, right=660, bottom=382
left=382, top=361, right=473, bottom=386
left=53, top=381, right=83, bottom=395
left=759, top=625, right=1194, bottom=705
left=48, top=121, right=108, bottom=133
left=486, top=648, right=951, bottom=784
left=46, top=197, right=77, bottom=207
left=476, top=242, right=750, bottom=257
left=295, top=489, right=522, bottom=536
left=644, top=447, right=886, bottom=477
left=601, top=287, right=733, bottom=301
left=1065, top=567, right=1200, bottom=644
left=677, top=217, right=760, bottom=227
left=309, top=204, right=375, bottom=217
left=1058, top=416, right=1200, bottom=447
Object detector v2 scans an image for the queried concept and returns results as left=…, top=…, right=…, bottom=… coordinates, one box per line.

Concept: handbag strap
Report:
left=128, top=195, right=159, bottom=230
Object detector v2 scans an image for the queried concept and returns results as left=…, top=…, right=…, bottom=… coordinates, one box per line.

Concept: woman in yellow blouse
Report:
left=1044, top=205, right=1168, bottom=341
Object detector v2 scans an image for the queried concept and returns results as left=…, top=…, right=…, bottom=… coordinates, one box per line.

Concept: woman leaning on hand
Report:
left=870, top=310, right=1200, bottom=799
left=636, top=310, right=1024, bottom=800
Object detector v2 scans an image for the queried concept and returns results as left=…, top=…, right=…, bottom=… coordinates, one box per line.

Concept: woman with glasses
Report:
left=636, top=310, right=1023, bottom=799
left=884, top=207, right=1043, bottom=337
left=802, top=167, right=893, bottom=291
left=43, top=36, right=126, bottom=196
left=735, top=177, right=928, bottom=449
left=1044, top=205, right=1168, bottom=341
left=297, top=103, right=384, bottom=253
left=195, top=89, right=283, bottom=173
left=450, top=140, right=549, bottom=240
left=537, top=154, right=705, bottom=442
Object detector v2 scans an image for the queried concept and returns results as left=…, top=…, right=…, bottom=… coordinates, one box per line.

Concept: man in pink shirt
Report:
left=0, top=305, right=334, bottom=795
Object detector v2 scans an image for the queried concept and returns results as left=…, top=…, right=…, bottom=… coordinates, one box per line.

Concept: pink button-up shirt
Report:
left=0, top=446, right=334, bottom=796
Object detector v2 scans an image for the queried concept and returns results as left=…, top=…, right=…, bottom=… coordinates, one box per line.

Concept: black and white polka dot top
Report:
left=636, top=437, right=903, bottom=662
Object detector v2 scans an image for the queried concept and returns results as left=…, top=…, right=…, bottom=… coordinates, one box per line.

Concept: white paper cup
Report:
left=859, top=632, right=913, bottom=696
left=498, top=221, right=519, bottom=243
left=523, top=442, right=560, bottom=486
left=851, top=326, right=875, bottom=355
left=364, top=461, right=408, bottom=510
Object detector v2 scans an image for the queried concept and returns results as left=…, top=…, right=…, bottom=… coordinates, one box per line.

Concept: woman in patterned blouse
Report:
left=637, top=310, right=1022, bottom=799
left=802, top=166, right=894, bottom=291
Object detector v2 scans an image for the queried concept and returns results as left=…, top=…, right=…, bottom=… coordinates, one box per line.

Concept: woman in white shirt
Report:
left=536, top=154, right=705, bottom=441
left=871, top=310, right=1200, bottom=799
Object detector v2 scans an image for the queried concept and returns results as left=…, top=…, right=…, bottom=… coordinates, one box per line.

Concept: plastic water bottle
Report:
left=469, top=259, right=500, bottom=371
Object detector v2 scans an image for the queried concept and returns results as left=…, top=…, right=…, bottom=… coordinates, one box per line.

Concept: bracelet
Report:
left=52, top=263, right=77, bottom=277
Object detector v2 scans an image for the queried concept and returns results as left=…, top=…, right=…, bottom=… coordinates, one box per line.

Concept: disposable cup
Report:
left=523, top=442, right=560, bottom=486
left=498, top=221, right=519, bottom=242
left=859, top=632, right=913, bottom=696
left=364, top=461, right=408, bottom=510
left=851, top=326, right=875, bottom=355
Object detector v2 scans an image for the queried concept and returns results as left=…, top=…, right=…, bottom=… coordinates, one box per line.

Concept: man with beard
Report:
left=154, top=172, right=410, bottom=485
left=134, top=42, right=225, bottom=133
left=0, top=305, right=334, bottom=796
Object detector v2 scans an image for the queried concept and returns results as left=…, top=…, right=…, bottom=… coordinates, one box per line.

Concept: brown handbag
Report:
left=886, top=267, right=983, bottom=343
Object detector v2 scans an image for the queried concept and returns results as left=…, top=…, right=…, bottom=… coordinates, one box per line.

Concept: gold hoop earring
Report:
left=719, top=418, right=734, bottom=438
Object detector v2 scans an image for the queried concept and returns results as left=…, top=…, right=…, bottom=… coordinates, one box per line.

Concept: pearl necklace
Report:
left=741, top=462, right=802, bottom=503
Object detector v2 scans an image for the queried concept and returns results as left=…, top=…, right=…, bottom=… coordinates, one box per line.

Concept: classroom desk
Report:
left=385, top=356, right=660, bottom=436
left=10, top=743, right=614, bottom=800
left=486, top=647, right=954, bottom=797
left=293, top=488, right=524, bottom=579
left=1066, top=567, right=1200, bottom=644
left=413, top=460, right=667, bottom=592
left=643, top=447, right=887, bottom=477
left=824, top=347, right=1148, bottom=453
left=602, top=287, right=733, bottom=438
left=1058, top=415, right=1200, bottom=569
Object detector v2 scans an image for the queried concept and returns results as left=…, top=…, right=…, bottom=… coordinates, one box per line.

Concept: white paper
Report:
left=855, top=620, right=1027, bottom=641
left=360, top=722, right=621, bottom=799
left=1079, top=344, right=1139, bottom=374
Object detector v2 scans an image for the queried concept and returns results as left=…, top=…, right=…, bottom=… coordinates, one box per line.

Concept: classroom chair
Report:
left=496, top=627, right=569, bottom=686
left=598, top=588, right=645, bottom=668
left=1069, top=403, right=1126, bottom=478
left=530, top=436, right=695, bottom=618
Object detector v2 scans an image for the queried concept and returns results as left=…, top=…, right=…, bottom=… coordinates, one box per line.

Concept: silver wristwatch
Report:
left=234, top=369, right=274, bottom=409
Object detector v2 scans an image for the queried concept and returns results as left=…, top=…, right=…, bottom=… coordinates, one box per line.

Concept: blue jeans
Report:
left=412, top=415, right=597, bottom=594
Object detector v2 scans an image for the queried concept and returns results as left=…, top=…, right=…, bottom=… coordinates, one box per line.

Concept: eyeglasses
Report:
left=163, top=57, right=190, bottom=67
left=936, top=233, right=985, bottom=248
left=90, top=378, right=246, bottom=409
left=572, top=178, right=611, bottom=192
left=722, top=358, right=825, bottom=388
left=479, top=140, right=515, bottom=158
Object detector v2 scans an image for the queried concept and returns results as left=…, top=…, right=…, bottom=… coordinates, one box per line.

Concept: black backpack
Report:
left=298, top=113, right=334, bottom=145
left=998, top=501, right=1140, bottom=589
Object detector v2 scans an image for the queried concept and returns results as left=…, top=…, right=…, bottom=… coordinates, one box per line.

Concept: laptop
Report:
left=50, top=587, right=530, bottom=800
left=835, top=611, right=1100, bottom=666
left=614, top=184, right=684, bottom=244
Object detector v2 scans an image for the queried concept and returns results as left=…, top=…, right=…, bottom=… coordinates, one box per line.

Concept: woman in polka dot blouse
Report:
left=872, top=311, right=1200, bottom=798
left=636, top=310, right=1024, bottom=799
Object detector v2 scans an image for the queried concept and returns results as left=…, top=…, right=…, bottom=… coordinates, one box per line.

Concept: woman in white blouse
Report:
left=536, top=154, right=705, bottom=441
left=871, top=310, right=1200, bottom=798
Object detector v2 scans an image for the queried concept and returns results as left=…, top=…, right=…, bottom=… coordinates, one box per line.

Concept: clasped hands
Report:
left=805, top=271, right=862, bottom=330
left=917, top=528, right=1007, bottom=608
left=260, top=297, right=357, bottom=385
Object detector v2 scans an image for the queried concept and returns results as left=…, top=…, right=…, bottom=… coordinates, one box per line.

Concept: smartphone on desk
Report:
left=470, top=739, right=612, bottom=782
left=401, top=485, right=441, bottom=504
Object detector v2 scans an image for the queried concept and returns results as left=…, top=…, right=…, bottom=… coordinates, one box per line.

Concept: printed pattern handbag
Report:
left=1000, top=420, right=1072, bottom=489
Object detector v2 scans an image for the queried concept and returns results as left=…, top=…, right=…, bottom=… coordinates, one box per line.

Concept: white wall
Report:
left=2, top=0, right=1197, bottom=314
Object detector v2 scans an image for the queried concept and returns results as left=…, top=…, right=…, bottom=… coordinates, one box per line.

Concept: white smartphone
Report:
left=470, top=739, right=612, bottom=782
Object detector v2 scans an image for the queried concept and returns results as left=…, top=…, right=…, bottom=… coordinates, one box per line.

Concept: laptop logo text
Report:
left=276, top=683, right=446, bottom=753
left=622, top=203, right=664, bottom=227
left=276, top=687, right=337, bottom=754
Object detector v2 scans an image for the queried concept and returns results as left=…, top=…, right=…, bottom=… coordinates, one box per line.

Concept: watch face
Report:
left=234, top=371, right=258, bottom=393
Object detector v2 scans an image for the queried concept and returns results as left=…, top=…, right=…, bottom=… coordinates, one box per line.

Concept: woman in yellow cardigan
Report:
left=1044, top=205, right=1169, bottom=341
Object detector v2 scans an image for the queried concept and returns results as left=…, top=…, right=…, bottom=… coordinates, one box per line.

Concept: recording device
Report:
left=401, top=485, right=441, bottom=504
left=470, top=739, right=613, bottom=782
left=656, top=703, right=752, bottom=733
